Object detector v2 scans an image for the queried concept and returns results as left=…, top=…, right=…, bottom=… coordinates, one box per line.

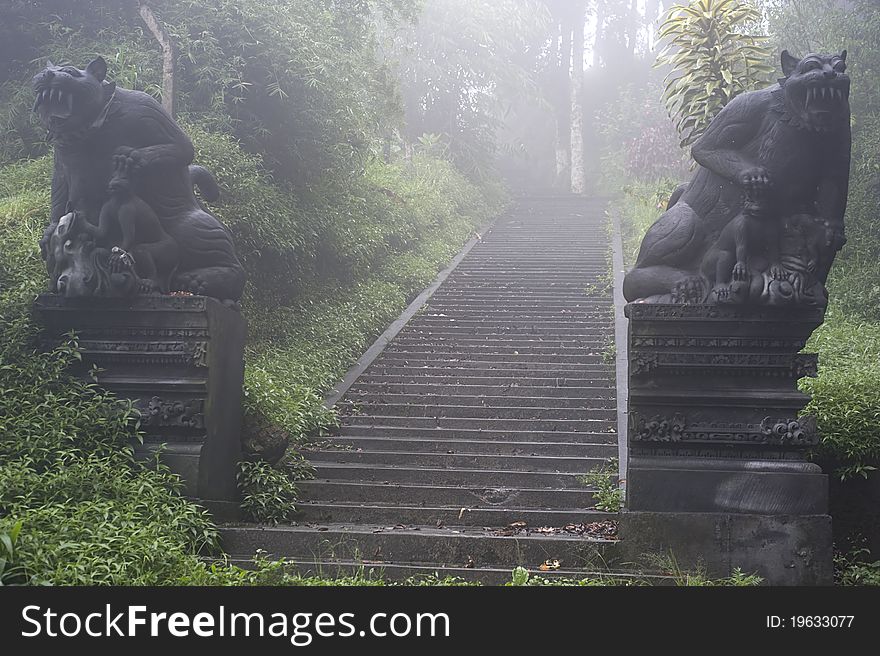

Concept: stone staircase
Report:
left=220, top=195, right=628, bottom=583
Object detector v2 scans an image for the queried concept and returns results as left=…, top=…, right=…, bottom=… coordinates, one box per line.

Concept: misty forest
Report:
left=1, top=0, right=879, bottom=587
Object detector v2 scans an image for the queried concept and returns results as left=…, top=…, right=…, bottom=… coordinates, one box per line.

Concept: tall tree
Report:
left=570, top=1, right=586, bottom=193
left=137, top=1, right=176, bottom=117
left=554, top=9, right=572, bottom=189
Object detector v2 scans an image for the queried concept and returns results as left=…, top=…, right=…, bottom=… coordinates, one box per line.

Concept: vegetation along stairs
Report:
left=221, top=195, right=629, bottom=583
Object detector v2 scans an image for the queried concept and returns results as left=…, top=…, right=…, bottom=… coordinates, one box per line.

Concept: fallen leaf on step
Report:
left=458, top=507, right=469, bottom=520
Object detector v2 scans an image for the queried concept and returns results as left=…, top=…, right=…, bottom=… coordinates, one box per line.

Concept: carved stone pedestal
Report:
left=35, top=294, right=245, bottom=502
left=621, top=303, right=833, bottom=584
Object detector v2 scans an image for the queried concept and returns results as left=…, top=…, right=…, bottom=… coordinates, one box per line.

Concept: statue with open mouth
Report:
left=33, top=56, right=246, bottom=305
left=623, top=50, right=851, bottom=308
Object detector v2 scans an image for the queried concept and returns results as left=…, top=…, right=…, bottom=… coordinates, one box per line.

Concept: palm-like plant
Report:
left=655, top=0, right=774, bottom=147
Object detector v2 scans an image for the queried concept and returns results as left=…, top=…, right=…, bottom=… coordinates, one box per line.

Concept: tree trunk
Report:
left=555, top=21, right=571, bottom=190
left=138, top=2, right=176, bottom=117
left=570, top=3, right=586, bottom=194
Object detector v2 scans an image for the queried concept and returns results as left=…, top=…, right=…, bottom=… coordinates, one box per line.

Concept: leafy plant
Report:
left=655, top=0, right=774, bottom=147
left=648, top=551, right=763, bottom=586
left=579, top=458, right=624, bottom=512
left=0, top=521, right=29, bottom=586
left=237, top=461, right=300, bottom=524
left=835, top=549, right=880, bottom=586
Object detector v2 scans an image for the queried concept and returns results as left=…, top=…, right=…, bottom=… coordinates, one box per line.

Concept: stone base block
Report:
left=35, top=293, right=246, bottom=502
left=620, top=511, right=833, bottom=585
left=627, top=457, right=829, bottom=515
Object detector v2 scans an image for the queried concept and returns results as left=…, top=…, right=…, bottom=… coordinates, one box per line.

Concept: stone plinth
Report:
left=34, top=294, right=245, bottom=502
left=623, top=303, right=832, bottom=584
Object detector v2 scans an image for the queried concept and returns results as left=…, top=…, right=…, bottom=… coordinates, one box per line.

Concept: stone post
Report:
left=620, top=303, right=833, bottom=584
left=35, top=294, right=245, bottom=503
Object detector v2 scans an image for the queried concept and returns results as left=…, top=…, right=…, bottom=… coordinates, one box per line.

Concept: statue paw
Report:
left=770, top=264, right=788, bottom=280
left=109, top=247, right=135, bottom=272
left=113, top=146, right=144, bottom=174
left=177, top=272, right=208, bottom=296
left=712, top=281, right=748, bottom=305
left=138, top=278, right=157, bottom=294
left=671, top=276, right=706, bottom=304
left=826, top=227, right=847, bottom=252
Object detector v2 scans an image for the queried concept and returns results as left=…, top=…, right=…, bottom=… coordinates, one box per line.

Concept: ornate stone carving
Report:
left=623, top=51, right=851, bottom=307
left=32, top=57, right=245, bottom=303
left=629, top=349, right=818, bottom=377
left=630, top=412, right=818, bottom=447
left=139, top=396, right=205, bottom=430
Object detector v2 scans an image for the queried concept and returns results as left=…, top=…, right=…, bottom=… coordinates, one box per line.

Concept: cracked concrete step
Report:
left=333, top=425, right=617, bottom=443
left=298, top=480, right=601, bottom=508
left=219, top=524, right=619, bottom=569
left=340, top=415, right=616, bottom=432
left=341, top=403, right=617, bottom=421
left=311, top=462, right=597, bottom=487
left=304, top=450, right=608, bottom=472
left=319, top=435, right=618, bottom=457
left=294, top=502, right=612, bottom=527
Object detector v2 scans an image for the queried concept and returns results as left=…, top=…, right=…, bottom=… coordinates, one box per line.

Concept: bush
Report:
left=802, top=313, right=880, bottom=477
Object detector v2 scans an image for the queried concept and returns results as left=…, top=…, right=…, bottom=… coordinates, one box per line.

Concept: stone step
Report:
left=341, top=394, right=615, bottom=411
left=294, top=502, right=612, bottom=527
left=311, top=462, right=594, bottom=488
left=298, top=480, right=601, bottom=508
left=407, top=319, right=611, bottom=329
left=341, top=415, right=616, bottom=432
left=220, top=556, right=663, bottom=585
left=357, top=375, right=614, bottom=388
left=346, top=383, right=616, bottom=398
left=333, top=425, right=617, bottom=443
left=341, top=403, right=617, bottom=421
left=397, top=326, right=610, bottom=336
left=364, top=360, right=614, bottom=373
left=219, top=524, right=619, bottom=569
left=320, top=435, right=618, bottom=456
left=304, top=450, right=607, bottom=472
left=390, top=341, right=611, bottom=353
left=378, top=351, right=606, bottom=364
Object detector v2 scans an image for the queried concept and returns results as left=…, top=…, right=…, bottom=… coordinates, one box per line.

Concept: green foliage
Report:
left=237, top=461, right=299, bottom=524
left=801, top=314, right=880, bottom=477
left=0, top=521, right=30, bottom=585
left=835, top=549, right=880, bottom=586
left=656, top=0, right=773, bottom=147
left=578, top=458, right=623, bottom=512
left=0, top=180, right=220, bottom=584
left=648, top=552, right=763, bottom=586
